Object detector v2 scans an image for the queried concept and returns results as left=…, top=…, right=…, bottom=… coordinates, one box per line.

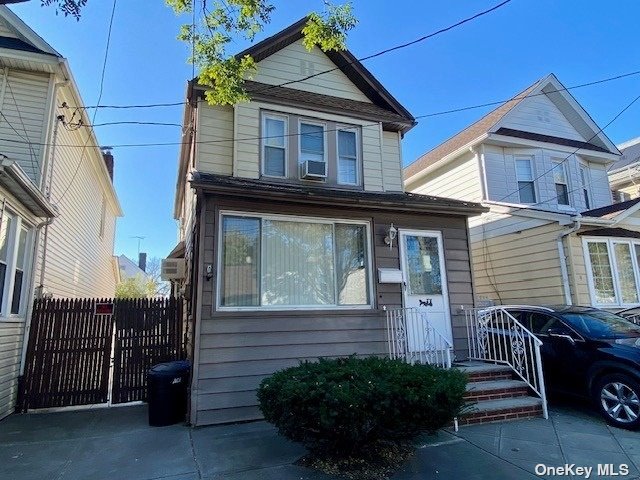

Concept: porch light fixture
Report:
left=384, top=223, right=397, bottom=250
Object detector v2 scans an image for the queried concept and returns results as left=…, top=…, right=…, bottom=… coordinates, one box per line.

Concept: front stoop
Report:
left=456, top=361, right=544, bottom=426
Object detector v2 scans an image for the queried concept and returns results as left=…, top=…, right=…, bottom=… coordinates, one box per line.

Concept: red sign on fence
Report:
left=95, top=302, right=114, bottom=315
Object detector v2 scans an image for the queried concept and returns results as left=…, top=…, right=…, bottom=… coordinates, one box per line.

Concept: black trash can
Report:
left=147, top=360, right=191, bottom=427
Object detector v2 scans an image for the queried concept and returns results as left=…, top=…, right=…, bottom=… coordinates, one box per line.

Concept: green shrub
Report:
left=257, top=356, right=467, bottom=455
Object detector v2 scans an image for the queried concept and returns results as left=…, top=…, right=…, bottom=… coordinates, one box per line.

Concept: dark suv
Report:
left=503, top=305, right=640, bottom=429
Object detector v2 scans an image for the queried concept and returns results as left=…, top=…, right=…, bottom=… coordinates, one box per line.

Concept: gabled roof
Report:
left=404, top=74, right=620, bottom=182
left=609, top=137, right=640, bottom=173
left=192, top=17, right=415, bottom=131
left=0, top=5, right=60, bottom=56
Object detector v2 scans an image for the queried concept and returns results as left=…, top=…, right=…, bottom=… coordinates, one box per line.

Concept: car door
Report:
left=528, top=312, right=587, bottom=394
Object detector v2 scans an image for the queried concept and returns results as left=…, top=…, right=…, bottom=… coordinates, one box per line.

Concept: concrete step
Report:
left=454, top=361, right=514, bottom=381
left=459, top=396, right=543, bottom=426
left=464, top=379, right=530, bottom=401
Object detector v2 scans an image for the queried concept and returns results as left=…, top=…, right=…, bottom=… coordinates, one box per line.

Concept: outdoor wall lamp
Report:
left=384, top=223, right=397, bottom=250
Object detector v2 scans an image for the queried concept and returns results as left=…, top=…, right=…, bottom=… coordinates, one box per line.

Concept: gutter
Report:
left=557, top=215, right=582, bottom=305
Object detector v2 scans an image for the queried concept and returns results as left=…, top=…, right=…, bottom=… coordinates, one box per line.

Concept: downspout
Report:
left=557, top=214, right=582, bottom=305
left=36, top=113, right=62, bottom=297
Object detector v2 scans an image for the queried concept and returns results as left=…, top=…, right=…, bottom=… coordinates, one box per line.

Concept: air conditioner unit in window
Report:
left=300, top=160, right=327, bottom=180
left=161, top=258, right=186, bottom=281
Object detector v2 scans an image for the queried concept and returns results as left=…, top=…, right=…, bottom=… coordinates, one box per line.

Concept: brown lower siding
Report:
left=192, top=193, right=476, bottom=426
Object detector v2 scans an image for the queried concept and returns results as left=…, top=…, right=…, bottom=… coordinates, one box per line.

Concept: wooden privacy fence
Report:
left=20, top=297, right=185, bottom=412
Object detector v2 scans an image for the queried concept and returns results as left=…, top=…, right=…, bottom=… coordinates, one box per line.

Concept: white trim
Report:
left=216, top=210, right=375, bottom=312
left=579, top=162, right=592, bottom=210
left=514, top=155, right=537, bottom=204
left=260, top=112, right=288, bottom=178
left=336, top=125, right=361, bottom=186
left=397, top=228, right=453, bottom=344
left=551, top=158, right=570, bottom=207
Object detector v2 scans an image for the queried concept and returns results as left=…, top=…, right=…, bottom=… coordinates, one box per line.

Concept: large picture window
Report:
left=586, top=238, right=640, bottom=307
left=219, top=213, right=371, bottom=309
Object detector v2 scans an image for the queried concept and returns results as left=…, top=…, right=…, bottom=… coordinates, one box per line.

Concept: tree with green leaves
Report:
left=40, top=0, right=357, bottom=105
left=115, top=274, right=156, bottom=299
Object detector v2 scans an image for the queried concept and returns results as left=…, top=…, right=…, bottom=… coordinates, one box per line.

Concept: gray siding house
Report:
left=172, top=18, right=485, bottom=426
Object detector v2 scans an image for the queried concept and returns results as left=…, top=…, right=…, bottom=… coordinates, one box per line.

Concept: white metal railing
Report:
left=385, top=307, right=453, bottom=369
left=616, top=307, right=640, bottom=325
left=465, top=306, right=548, bottom=419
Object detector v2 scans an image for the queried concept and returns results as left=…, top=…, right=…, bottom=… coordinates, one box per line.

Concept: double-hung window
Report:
left=219, top=213, right=371, bottom=309
left=0, top=211, right=32, bottom=317
left=515, top=157, right=536, bottom=203
left=299, top=121, right=326, bottom=164
left=553, top=159, right=570, bottom=206
left=579, top=164, right=591, bottom=209
left=586, top=238, right=640, bottom=306
left=262, top=114, right=287, bottom=177
left=337, top=128, right=359, bottom=185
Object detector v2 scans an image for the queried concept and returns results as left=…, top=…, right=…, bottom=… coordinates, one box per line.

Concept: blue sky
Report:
left=10, top=0, right=640, bottom=261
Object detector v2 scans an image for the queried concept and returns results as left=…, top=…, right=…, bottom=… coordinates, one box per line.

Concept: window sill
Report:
left=213, top=306, right=379, bottom=317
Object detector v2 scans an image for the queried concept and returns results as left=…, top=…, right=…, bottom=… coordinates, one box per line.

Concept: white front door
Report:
left=398, top=230, right=453, bottom=351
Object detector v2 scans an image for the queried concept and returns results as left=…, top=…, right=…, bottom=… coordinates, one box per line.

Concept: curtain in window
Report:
left=588, top=242, right=616, bottom=304
left=338, top=130, right=357, bottom=184
left=613, top=243, right=638, bottom=304
left=262, top=220, right=335, bottom=306
left=10, top=227, right=27, bottom=314
left=221, top=217, right=260, bottom=306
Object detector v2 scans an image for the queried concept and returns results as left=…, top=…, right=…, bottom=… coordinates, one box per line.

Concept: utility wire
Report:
left=75, top=0, right=513, bottom=111
left=54, top=0, right=118, bottom=206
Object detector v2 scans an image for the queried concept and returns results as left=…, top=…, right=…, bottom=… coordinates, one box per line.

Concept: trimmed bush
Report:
left=257, top=356, right=467, bottom=454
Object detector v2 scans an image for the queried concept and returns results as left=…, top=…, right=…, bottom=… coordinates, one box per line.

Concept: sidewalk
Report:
left=1, top=403, right=639, bottom=479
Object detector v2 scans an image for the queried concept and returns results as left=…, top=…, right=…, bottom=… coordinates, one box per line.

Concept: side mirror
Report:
left=547, top=327, right=576, bottom=344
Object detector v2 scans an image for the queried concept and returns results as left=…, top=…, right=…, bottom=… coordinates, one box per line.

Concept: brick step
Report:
left=464, top=379, right=530, bottom=401
left=454, top=362, right=514, bottom=381
left=459, top=397, right=543, bottom=426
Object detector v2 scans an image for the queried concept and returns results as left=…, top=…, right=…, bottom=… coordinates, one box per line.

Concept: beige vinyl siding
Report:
left=233, top=103, right=260, bottom=179
left=566, top=233, right=591, bottom=306
left=0, top=69, right=52, bottom=184
left=362, top=123, right=383, bottom=192
left=499, top=94, right=584, bottom=141
left=0, top=319, right=24, bottom=420
left=196, top=101, right=233, bottom=175
left=253, top=41, right=371, bottom=102
left=192, top=196, right=475, bottom=425
left=408, top=151, right=482, bottom=201
left=34, top=90, right=118, bottom=298
left=470, top=221, right=565, bottom=305
left=381, top=130, right=402, bottom=192
left=618, top=183, right=640, bottom=199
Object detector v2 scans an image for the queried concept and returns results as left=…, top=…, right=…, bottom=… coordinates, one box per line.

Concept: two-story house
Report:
left=172, top=18, right=486, bottom=426
left=404, top=73, right=640, bottom=312
left=0, top=6, right=122, bottom=419
left=609, top=137, right=640, bottom=202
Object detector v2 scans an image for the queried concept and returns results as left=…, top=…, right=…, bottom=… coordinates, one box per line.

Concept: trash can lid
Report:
left=149, top=360, right=191, bottom=377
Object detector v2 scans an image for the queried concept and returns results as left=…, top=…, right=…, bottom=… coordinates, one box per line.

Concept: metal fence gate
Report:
left=19, top=297, right=185, bottom=411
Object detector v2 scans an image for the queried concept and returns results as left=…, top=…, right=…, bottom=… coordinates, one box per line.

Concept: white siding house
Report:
left=0, top=7, right=122, bottom=420
left=405, top=73, right=631, bottom=309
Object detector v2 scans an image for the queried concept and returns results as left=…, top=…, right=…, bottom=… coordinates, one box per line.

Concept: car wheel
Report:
left=595, top=374, right=640, bottom=429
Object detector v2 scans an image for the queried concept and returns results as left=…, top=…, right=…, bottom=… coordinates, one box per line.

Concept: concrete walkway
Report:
left=1, top=402, right=639, bottom=479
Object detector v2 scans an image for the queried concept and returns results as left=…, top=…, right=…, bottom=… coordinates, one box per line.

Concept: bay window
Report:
left=219, top=213, right=371, bottom=309
left=586, top=238, right=640, bottom=307
left=262, top=114, right=287, bottom=177
left=0, top=211, right=32, bottom=317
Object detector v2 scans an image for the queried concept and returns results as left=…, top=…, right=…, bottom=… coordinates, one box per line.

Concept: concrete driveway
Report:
left=1, top=401, right=640, bottom=479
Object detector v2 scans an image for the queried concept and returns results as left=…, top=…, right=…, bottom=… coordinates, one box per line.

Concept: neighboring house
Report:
left=117, top=253, right=149, bottom=281
left=172, top=18, right=485, bottom=426
left=0, top=7, right=122, bottom=419
left=404, top=73, right=640, bottom=311
left=609, top=137, right=640, bottom=202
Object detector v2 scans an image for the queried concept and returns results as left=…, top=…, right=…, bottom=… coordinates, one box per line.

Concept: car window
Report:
left=529, top=313, right=560, bottom=335
left=561, top=310, right=640, bottom=339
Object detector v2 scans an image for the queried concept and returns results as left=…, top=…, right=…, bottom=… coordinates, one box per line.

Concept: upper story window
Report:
left=579, top=164, right=591, bottom=209
left=262, top=114, right=288, bottom=177
left=338, top=128, right=359, bottom=185
left=552, top=159, right=570, bottom=206
left=515, top=157, right=536, bottom=204
left=260, top=111, right=362, bottom=187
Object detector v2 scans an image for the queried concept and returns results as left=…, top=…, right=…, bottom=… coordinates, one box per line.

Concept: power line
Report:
left=54, top=0, right=118, bottom=206
left=74, top=0, right=513, bottom=111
